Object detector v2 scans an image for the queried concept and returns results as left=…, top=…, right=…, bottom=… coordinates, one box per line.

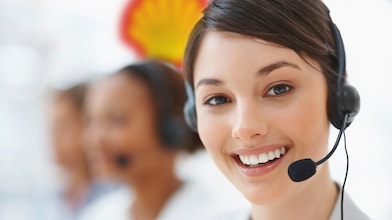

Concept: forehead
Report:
left=194, top=31, right=297, bottom=80
left=49, top=95, right=78, bottom=115
left=86, top=74, right=153, bottom=113
left=193, top=31, right=322, bottom=84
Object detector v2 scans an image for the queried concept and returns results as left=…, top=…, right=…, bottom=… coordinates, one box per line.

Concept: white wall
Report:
left=0, top=0, right=391, bottom=219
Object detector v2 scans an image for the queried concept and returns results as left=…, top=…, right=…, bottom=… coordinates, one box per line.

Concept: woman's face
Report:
left=84, top=74, right=174, bottom=182
left=48, top=97, right=86, bottom=170
left=193, top=31, right=330, bottom=205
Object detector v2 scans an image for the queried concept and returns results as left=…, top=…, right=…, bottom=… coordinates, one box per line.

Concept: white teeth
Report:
left=274, top=149, right=281, bottom=158
left=240, top=155, right=250, bottom=165
left=268, top=151, right=275, bottom=160
left=249, top=155, right=259, bottom=165
left=259, top=153, right=268, bottom=163
left=281, top=147, right=286, bottom=155
left=239, top=155, right=245, bottom=164
left=238, top=147, right=287, bottom=166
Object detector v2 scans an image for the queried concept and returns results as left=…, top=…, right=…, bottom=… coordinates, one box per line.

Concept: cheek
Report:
left=59, top=130, right=81, bottom=153
left=197, top=113, right=229, bottom=162
left=276, top=92, right=330, bottom=157
left=132, top=116, right=161, bottom=146
left=69, top=129, right=83, bottom=148
left=122, top=115, right=162, bottom=153
left=104, top=128, right=130, bottom=148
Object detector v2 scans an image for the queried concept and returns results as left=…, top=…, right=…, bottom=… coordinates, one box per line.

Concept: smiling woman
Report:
left=0, top=0, right=390, bottom=219
left=182, top=0, right=369, bottom=219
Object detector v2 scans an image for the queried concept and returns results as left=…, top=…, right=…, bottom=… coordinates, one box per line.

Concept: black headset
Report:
left=183, top=23, right=360, bottom=132
left=126, top=61, right=191, bottom=149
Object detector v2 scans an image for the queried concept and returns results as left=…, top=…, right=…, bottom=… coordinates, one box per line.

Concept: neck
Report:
left=251, top=163, right=338, bottom=220
left=129, top=154, right=182, bottom=220
left=63, top=169, right=91, bottom=209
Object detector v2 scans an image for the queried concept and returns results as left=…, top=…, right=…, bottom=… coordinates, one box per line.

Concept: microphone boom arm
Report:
left=316, top=114, right=348, bottom=166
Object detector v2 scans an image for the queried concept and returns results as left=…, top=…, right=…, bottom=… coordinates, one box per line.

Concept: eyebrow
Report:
left=258, top=61, right=300, bottom=76
left=195, top=61, right=300, bottom=89
left=196, top=78, right=223, bottom=89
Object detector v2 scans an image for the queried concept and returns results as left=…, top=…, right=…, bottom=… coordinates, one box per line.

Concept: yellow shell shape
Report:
left=120, top=0, right=208, bottom=66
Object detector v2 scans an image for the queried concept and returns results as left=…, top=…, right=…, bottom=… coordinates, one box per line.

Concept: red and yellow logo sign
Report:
left=120, top=0, right=208, bottom=67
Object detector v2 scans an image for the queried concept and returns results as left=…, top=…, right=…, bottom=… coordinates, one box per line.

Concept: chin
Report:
left=243, top=189, right=284, bottom=206
left=235, top=176, right=294, bottom=207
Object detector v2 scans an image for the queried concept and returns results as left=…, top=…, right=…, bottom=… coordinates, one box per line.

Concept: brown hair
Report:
left=51, top=82, right=88, bottom=114
left=117, top=59, right=203, bottom=153
left=183, top=0, right=341, bottom=119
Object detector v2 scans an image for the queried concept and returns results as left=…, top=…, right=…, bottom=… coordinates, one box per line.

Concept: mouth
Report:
left=234, top=146, right=287, bottom=168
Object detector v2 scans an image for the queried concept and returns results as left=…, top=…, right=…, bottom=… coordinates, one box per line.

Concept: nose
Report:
left=231, top=101, right=269, bottom=142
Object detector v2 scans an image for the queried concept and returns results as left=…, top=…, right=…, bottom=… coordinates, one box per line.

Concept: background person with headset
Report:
left=182, top=0, right=369, bottom=219
left=45, top=82, right=115, bottom=220
left=80, top=59, right=227, bottom=220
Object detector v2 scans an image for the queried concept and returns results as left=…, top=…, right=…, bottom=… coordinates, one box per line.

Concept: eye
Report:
left=204, top=95, right=230, bottom=106
left=266, top=84, right=292, bottom=97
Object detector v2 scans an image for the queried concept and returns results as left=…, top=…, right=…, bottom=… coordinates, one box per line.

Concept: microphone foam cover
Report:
left=288, top=158, right=317, bottom=182
left=116, top=155, right=131, bottom=167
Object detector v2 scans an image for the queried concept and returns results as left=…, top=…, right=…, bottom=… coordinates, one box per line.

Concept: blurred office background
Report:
left=0, top=0, right=391, bottom=219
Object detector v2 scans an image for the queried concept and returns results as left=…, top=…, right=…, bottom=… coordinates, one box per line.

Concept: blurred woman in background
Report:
left=47, top=82, right=114, bottom=220
left=81, top=59, right=230, bottom=220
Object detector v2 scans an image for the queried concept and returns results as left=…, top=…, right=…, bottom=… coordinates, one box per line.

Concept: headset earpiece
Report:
left=329, top=23, right=360, bottom=130
left=330, top=84, right=360, bottom=129
left=129, top=62, right=192, bottom=149
left=184, top=81, right=198, bottom=132
left=161, top=117, right=191, bottom=148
